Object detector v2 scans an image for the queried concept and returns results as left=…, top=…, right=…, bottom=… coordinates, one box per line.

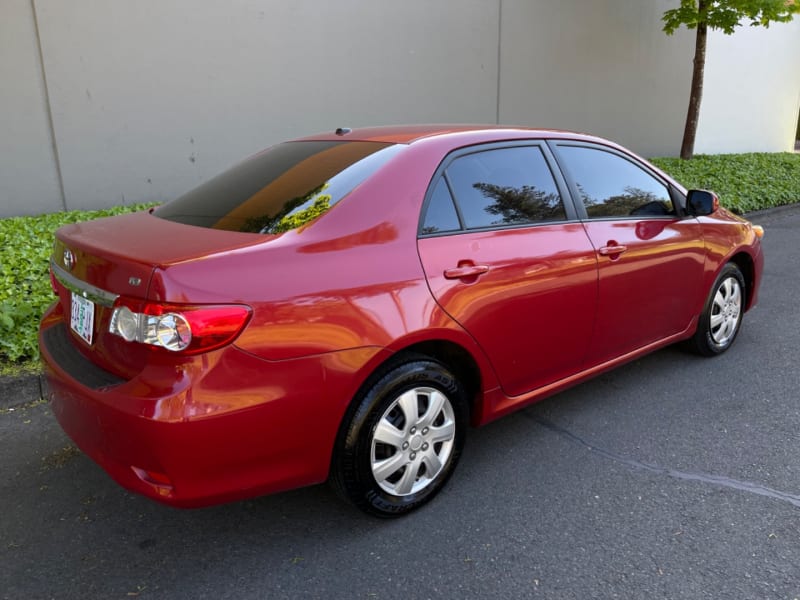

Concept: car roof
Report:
left=295, top=124, right=608, bottom=145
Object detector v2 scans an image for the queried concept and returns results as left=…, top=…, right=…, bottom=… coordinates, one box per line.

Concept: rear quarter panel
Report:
left=149, top=140, right=501, bottom=394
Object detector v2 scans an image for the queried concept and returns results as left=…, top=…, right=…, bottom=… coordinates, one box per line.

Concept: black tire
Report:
left=330, top=355, right=468, bottom=518
left=689, top=263, right=746, bottom=356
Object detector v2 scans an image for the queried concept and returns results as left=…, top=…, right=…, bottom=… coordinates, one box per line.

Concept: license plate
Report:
left=70, top=292, right=95, bottom=345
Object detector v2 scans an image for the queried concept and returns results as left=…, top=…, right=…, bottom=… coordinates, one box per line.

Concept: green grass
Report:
left=650, top=152, right=800, bottom=214
left=1, top=151, right=799, bottom=371
left=0, top=203, right=156, bottom=368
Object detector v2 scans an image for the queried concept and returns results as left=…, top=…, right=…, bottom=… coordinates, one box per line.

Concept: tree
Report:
left=662, top=0, right=800, bottom=159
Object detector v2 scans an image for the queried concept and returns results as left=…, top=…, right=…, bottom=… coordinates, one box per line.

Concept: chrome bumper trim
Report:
left=50, top=259, right=119, bottom=308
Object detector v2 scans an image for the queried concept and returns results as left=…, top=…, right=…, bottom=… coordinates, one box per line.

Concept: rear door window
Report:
left=420, top=179, right=461, bottom=234
left=422, top=145, right=566, bottom=233
left=155, top=141, right=402, bottom=233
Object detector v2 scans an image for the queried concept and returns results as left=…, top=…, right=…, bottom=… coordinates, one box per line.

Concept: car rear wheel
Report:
left=331, top=356, right=467, bottom=517
left=690, top=263, right=745, bottom=356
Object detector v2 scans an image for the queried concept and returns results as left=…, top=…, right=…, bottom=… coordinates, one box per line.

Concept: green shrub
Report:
left=0, top=204, right=155, bottom=363
left=650, top=153, right=800, bottom=214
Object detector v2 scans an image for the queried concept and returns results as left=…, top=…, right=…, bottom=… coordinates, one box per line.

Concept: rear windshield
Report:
left=155, top=140, right=401, bottom=233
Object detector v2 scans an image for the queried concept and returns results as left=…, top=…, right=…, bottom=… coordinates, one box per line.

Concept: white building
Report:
left=2, top=0, right=799, bottom=217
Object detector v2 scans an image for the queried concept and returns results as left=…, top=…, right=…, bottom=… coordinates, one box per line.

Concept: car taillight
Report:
left=109, top=298, right=252, bottom=354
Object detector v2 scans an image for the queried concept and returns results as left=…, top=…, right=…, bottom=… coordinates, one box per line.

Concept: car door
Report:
left=550, top=142, right=705, bottom=366
left=417, top=142, right=598, bottom=397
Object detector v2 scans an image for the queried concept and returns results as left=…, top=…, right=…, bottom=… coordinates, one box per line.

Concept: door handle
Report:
left=443, top=264, right=490, bottom=280
left=598, top=244, right=627, bottom=257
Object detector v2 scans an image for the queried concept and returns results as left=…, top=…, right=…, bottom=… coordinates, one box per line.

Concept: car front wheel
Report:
left=690, top=262, right=745, bottom=356
left=331, top=356, right=467, bottom=518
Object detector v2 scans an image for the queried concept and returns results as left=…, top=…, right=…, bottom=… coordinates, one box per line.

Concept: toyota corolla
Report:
left=40, top=125, right=764, bottom=517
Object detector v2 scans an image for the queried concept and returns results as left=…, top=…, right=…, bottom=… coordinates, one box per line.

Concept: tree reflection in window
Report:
left=441, top=146, right=566, bottom=230
left=269, top=194, right=331, bottom=233
left=583, top=186, right=672, bottom=218
left=240, top=183, right=332, bottom=234
left=555, top=146, right=674, bottom=219
left=473, top=182, right=566, bottom=225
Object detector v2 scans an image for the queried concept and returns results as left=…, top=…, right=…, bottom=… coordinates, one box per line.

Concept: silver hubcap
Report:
left=709, top=276, right=742, bottom=346
left=370, top=387, right=456, bottom=496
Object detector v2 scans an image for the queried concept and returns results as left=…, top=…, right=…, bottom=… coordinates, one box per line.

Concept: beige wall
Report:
left=1, top=1, right=798, bottom=217
left=0, top=0, right=63, bottom=216
left=31, top=0, right=500, bottom=214
left=696, top=19, right=800, bottom=154
left=499, top=0, right=694, bottom=156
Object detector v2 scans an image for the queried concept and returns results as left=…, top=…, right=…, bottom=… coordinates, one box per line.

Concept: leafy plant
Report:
left=650, top=152, right=800, bottom=213
left=0, top=204, right=156, bottom=363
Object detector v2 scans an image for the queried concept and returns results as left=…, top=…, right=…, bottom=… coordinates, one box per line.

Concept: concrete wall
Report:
left=0, top=0, right=63, bottom=216
left=696, top=19, right=800, bottom=154
left=499, top=0, right=693, bottom=156
left=1, top=1, right=797, bottom=217
left=27, top=0, right=500, bottom=215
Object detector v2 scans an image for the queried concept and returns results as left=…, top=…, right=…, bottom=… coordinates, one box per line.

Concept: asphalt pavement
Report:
left=1, top=204, right=799, bottom=599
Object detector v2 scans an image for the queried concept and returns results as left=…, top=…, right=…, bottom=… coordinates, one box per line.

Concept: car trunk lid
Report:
left=50, top=211, right=265, bottom=379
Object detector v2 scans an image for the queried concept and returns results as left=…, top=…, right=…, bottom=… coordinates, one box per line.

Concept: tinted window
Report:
left=156, top=141, right=402, bottom=233
left=557, top=146, right=674, bottom=218
left=444, top=146, right=566, bottom=229
left=421, top=178, right=461, bottom=234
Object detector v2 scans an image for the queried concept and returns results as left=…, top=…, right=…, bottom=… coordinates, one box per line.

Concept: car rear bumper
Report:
left=39, top=303, right=382, bottom=507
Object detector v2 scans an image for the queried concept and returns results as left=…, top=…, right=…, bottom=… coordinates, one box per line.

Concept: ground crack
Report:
left=529, top=414, right=800, bottom=509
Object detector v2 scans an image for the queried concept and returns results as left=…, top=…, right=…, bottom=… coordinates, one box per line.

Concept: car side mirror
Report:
left=686, top=189, right=719, bottom=217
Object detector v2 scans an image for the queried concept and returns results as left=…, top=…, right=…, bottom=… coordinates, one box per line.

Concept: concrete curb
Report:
left=1, top=372, right=45, bottom=410
left=744, top=202, right=800, bottom=221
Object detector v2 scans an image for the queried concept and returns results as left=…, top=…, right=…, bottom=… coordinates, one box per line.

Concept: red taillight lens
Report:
left=109, top=298, right=251, bottom=355
left=172, top=305, right=253, bottom=353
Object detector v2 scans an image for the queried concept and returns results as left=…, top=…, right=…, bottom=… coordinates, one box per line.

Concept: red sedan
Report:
left=40, top=125, right=764, bottom=517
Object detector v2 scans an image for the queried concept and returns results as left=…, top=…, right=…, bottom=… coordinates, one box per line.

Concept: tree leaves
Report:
left=663, top=0, right=800, bottom=35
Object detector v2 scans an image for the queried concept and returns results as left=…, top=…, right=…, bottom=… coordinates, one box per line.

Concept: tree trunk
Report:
left=681, top=1, right=708, bottom=160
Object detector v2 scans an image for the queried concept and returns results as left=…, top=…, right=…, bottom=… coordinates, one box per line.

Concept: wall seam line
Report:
left=495, top=0, right=502, bottom=125
left=31, top=0, right=67, bottom=212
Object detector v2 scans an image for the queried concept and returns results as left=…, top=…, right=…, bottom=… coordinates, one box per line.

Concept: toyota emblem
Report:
left=63, top=249, right=76, bottom=271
